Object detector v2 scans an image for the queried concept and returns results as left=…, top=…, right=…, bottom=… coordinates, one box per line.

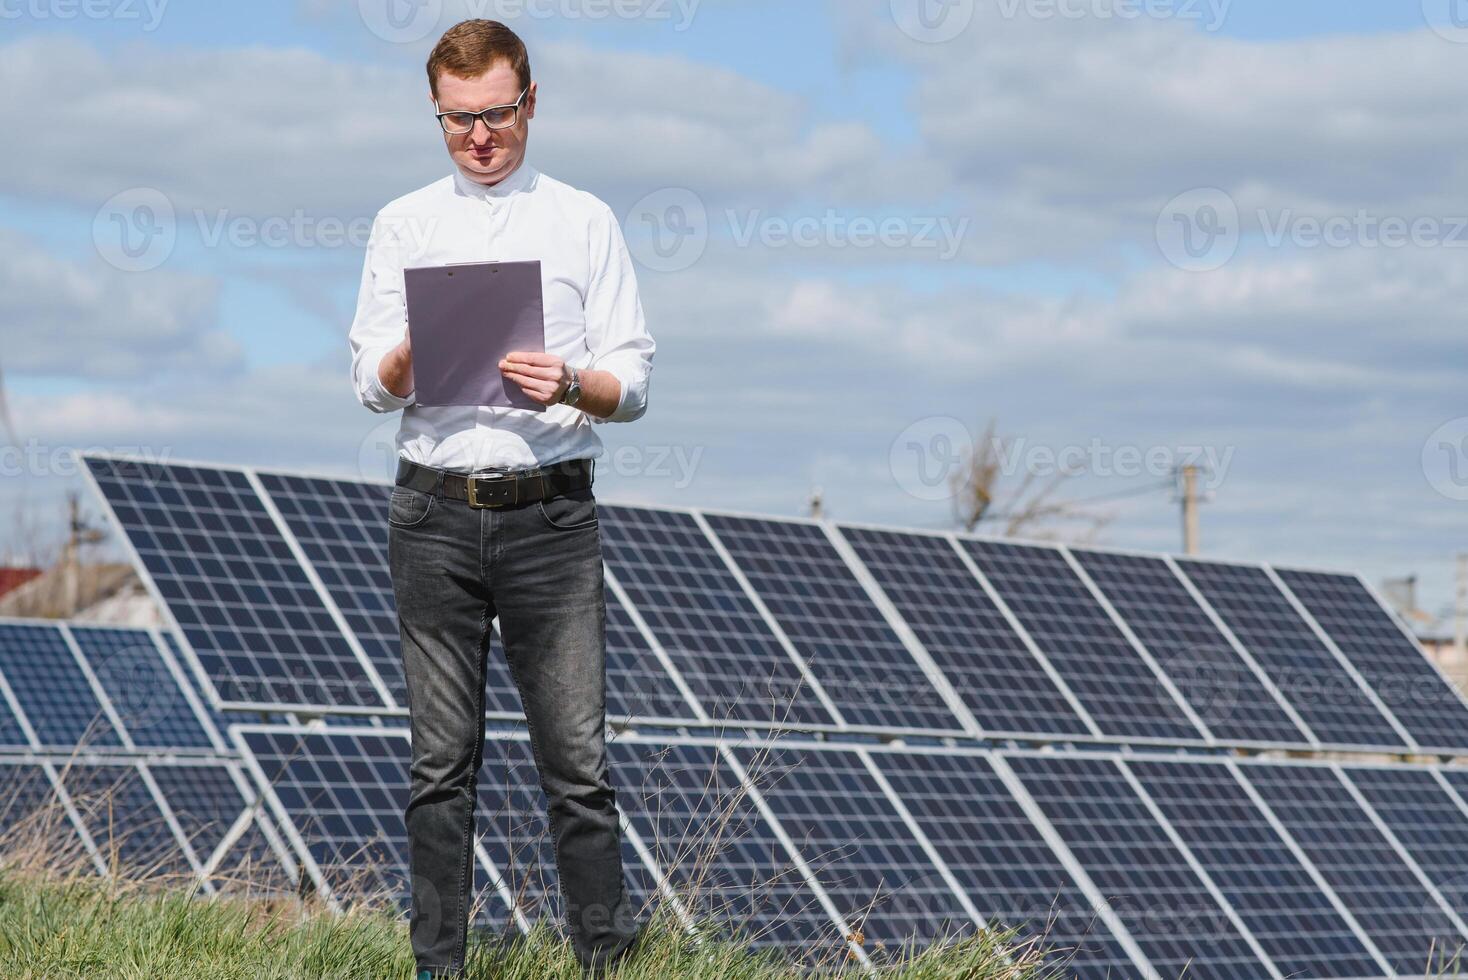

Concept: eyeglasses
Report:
left=434, top=87, right=529, bottom=135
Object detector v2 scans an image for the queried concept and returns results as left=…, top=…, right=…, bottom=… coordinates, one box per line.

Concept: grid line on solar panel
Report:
left=1177, top=559, right=1408, bottom=750
left=81, top=456, right=389, bottom=712
left=0, top=622, right=123, bottom=749
left=1001, top=754, right=1274, bottom=977
left=0, top=626, right=43, bottom=748
left=837, top=527, right=1094, bottom=739
left=598, top=506, right=837, bottom=730
left=868, top=749, right=1139, bottom=978
left=702, top=515, right=963, bottom=734
left=52, top=761, right=195, bottom=880
left=1241, top=762, right=1467, bottom=974
left=1278, top=569, right=1468, bottom=753
left=959, top=540, right=1203, bottom=743
left=726, top=743, right=974, bottom=954
left=1125, top=758, right=1384, bottom=977
left=608, top=739, right=851, bottom=957
left=1073, top=551, right=1311, bottom=747
left=68, top=624, right=218, bottom=752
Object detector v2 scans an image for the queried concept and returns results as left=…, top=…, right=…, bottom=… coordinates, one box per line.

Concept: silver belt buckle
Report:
left=466, top=470, right=513, bottom=509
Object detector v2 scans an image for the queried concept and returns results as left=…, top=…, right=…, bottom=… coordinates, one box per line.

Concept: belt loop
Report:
left=433, top=464, right=446, bottom=498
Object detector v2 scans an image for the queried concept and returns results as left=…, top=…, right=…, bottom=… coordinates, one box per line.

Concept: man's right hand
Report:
left=378, top=333, right=415, bottom=399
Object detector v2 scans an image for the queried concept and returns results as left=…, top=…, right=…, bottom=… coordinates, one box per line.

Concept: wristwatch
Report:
left=559, top=366, right=583, bottom=407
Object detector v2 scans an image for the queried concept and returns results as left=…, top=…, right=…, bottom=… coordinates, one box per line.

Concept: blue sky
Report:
left=1, top=0, right=1465, bottom=623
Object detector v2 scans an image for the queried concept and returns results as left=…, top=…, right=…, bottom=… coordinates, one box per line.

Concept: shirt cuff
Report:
left=363, top=347, right=416, bottom=413
left=588, top=355, right=648, bottom=424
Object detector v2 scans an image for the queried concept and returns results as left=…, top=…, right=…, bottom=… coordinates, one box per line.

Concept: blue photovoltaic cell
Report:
left=0, top=631, right=38, bottom=748
left=728, top=745, right=972, bottom=954
left=57, top=763, right=192, bottom=877
left=1278, top=569, right=1468, bottom=752
left=1125, top=759, right=1380, bottom=977
left=1005, top=755, right=1272, bottom=977
left=870, top=751, right=1135, bottom=978
left=959, top=541, right=1202, bottom=742
left=608, top=739, right=847, bottom=956
left=1074, top=551, right=1308, bottom=747
left=83, top=457, right=384, bottom=711
left=0, top=623, right=121, bottom=748
left=1244, top=763, right=1464, bottom=973
left=147, top=762, right=257, bottom=870
left=838, top=528, right=1090, bottom=738
left=1178, top=560, right=1405, bottom=750
left=704, top=516, right=962, bottom=732
left=1347, top=768, right=1468, bottom=943
left=599, top=506, right=836, bottom=729
left=70, top=625, right=215, bottom=751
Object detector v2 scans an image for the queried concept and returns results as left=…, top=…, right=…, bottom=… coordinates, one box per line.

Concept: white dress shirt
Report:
left=348, top=161, right=654, bottom=472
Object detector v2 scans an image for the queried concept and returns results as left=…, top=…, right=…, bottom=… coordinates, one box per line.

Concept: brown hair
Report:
left=426, top=20, right=531, bottom=99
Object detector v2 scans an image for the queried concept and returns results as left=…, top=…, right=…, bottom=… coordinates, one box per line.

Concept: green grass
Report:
left=0, top=798, right=1045, bottom=980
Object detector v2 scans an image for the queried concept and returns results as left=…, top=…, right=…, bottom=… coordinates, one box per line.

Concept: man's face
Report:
left=433, top=63, right=536, bottom=186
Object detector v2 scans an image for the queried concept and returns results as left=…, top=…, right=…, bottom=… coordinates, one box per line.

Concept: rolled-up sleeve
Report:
left=348, top=214, right=416, bottom=413
left=584, top=203, right=654, bottom=423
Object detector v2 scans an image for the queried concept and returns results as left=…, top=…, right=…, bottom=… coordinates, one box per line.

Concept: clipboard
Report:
left=403, top=259, right=546, bottom=410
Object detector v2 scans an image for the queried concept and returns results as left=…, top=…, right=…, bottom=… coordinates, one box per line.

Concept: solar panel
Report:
left=1177, top=560, right=1407, bottom=750
left=959, top=541, right=1203, bottom=743
left=868, top=749, right=1139, bottom=977
left=206, top=813, right=299, bottom=896
left=255, top=474, right=409, bottom=707
left=1242, top=762, right=1466, bottom=973
left=599, top=506, right=836, bottom=729
left=70, top=625, right=218, bottom=751
left=1277, top=569, right=1468, bottom=753
left=836, top=527, right=1091, bottom=738
left=80, top=456, right=388, bottom=713
left=0, top=627, right=46, bottom=748
left=726, top=743, right=974, bottom=954
left=54, top=762, right=194, bottom=879
left=607, top=737, right=850, bottom=957
left=0, top=622, right=122, bottom=749
left=1125, top=758, right=1384, bottom=977
left=1345, top=767, right=1468, bottom=946
left=1074, top=551, right=1309, bottom=747
left=1002, top=754, right=1273, bottom=976
left=0, top=761, right=88, bottom=859
left=146, top=760, right=268, bottom=879
left=234, top=725, right=518, bottom=929
left=703, top=515, right=963, bottom=733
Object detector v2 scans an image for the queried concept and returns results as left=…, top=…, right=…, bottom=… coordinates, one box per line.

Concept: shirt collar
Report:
left=452, top=160, right=537, bottom=202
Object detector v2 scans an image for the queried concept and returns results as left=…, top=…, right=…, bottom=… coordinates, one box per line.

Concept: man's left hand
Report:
left=499, top=351, right=571, bottom=405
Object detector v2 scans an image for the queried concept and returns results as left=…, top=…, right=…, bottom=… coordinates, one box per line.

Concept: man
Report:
left=347, top=19, right=651, bottom=979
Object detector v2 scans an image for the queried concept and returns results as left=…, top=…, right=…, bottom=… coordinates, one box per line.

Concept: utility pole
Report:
left=1456, top=553, right=1467, bottom=657
left=1177, top=465, right=1201, bottom=556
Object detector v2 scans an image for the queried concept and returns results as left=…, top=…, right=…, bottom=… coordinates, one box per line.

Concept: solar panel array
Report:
left=63, top=452, right=1468, bottom=975
left=0, top=618, right=297, bottom=895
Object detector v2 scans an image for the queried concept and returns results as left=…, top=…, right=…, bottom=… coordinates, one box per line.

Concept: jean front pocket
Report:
left=536, top=490, right=598, bottom=531
left=387, top=486, right=435, bottom=529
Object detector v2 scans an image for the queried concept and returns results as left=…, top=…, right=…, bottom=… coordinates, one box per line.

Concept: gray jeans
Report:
left=387, top=463, right=642, bottom=975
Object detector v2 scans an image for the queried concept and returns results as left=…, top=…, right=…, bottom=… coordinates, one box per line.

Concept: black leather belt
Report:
left=395, top=457, right=593, bottom=509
